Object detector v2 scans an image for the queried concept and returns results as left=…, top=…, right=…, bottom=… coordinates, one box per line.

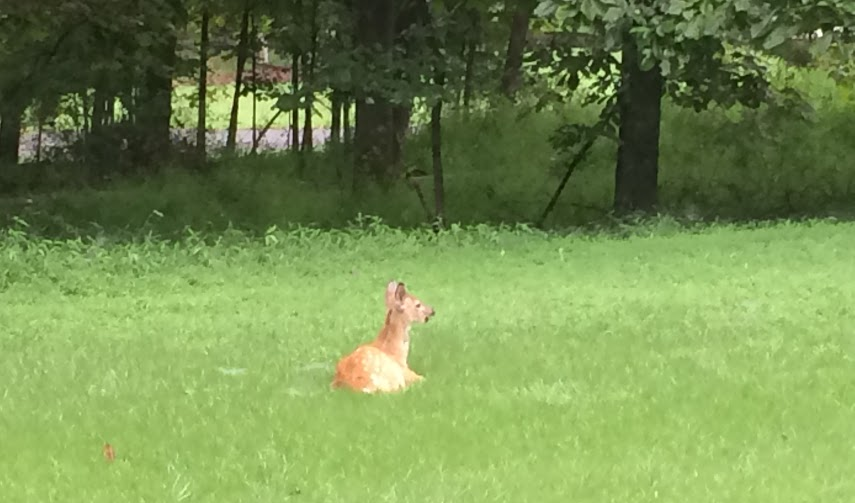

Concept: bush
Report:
left=2, top=66, right=854, bottom=236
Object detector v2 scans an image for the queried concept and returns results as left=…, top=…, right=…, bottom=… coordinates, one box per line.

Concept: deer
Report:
left=331, top=280, right=436, bottom=394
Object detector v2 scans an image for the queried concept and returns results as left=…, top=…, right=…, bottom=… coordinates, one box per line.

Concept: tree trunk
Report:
left=226, top=2, right=251, bottom=153
left=342, top=96, right=351, bottom=146
left=88, top=77, right=116, bottom=167
left=353, top=0, right=398, bottom=190
left=250, top=12, right=258, bottom=150
left=330, top=91, right=342, bottom=145
left=0, top=100, right=24, bottom=165
left=461, top=9, right=479, bottom=111
left=91, top=80, right=109, bottom=135
left=614, top=34, right=663, bottom=213
left=391, top=103, right=410, bottom=161
left=196, top=3, right=210, bottom=161
left=135, top=29, right=176, bottom=169
left=300, top=66, right=313, bottom=152
left=500, top=0, right=534, bottom=99
left=431, top=72, right=445, bottom=225
left=301, top=0, right=318, bottom=153
left=290, top=52, right=300, bottom=153
left=354, top=101, right=393, bottom=189
left=106, top=92, right=115, bottom=125
left=252, top=109, right=283, bottom=153
left=82, top=91, right=92, bottom=136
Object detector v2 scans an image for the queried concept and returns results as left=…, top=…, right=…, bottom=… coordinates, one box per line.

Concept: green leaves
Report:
left=762, top=24, right=799, bottom=50
left=808, top=32, right=834, bottom=58
left=274, top=91, right=309, bottom=112
left=527, top=0, right=854, bottom=148
left=533, top=0, right=558, bottom=18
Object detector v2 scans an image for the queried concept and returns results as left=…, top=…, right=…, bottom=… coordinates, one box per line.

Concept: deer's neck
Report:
left=372, top=310, right=412, bottom=365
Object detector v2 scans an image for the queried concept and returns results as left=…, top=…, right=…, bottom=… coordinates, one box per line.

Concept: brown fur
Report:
left=331, top=281, right=435, bottom=393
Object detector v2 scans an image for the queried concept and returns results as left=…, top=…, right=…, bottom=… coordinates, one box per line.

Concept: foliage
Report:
left=3, top=71, right=855, bottom=235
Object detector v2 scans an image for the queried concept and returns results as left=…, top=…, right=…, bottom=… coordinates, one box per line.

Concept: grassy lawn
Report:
left=34, top=85, right=338, bottom=133
left=1, top=220, right=854, bottom=501
left=170, top=85, right=337, bottom=131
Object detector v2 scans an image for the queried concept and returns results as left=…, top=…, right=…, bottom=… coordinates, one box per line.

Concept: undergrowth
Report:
left=2, top=66, right=854, bottom=236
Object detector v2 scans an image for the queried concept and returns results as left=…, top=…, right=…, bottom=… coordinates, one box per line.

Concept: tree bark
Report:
left=88, top=75, right=116, bottom=168
left=500, top=0, right=534, bottom=99
left=352, top=0, right=398, bottom=189
left=290, top=52, right=300, bottom=153
left=196, top=3, right=210, bottom=161
left=91, top=78, right=110, bottom=136
left=330, top=91, right=342, bottom=145
left=461, top=9, right=479, bottom=110
left=425, top=0, right=445, bottom=224
left=301, top=0, right=318, bottom=153
left=251, top=14, right=258, bottom=150
left=0, top=99, right=24, bottom=165
left=431, top=71, right=445, bottom=225
left=135, top=29, right=176, bottom=169
left=300, top=68, right=313, bottom=152
left=226, top=2, right=251, bottom=153
left=342, top=96, right=351, bottom=146
left=614, top=34, right=664, bottom=213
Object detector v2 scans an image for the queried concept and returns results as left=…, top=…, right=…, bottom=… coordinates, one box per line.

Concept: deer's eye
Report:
left=416, top=303, right=422, bottom=308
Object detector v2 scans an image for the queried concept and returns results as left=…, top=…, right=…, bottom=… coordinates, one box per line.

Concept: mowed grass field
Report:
left=38, top=84, right=336, bottom=133
left=170, top=85, right=332, bottom=131
left=1, top=220, right=854, bottom=502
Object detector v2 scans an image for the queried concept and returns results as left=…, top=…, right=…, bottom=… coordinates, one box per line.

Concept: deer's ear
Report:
left=385, top=281, right=399, bottom=309
left=394, top=282, right=407, bottom=302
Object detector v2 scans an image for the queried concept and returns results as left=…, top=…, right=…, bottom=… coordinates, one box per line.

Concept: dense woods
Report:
left=1, top=1, right=853, bottom=228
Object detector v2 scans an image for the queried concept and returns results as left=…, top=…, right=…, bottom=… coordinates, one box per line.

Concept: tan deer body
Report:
left=332, top=281, right=435, bottom=394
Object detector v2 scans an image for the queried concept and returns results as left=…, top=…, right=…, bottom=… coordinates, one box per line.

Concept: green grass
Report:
left=1, top=220, right=854, bottom=501
left=30, top=84, right=339, bottom=133
left=170, top=85, right=338, bottom=131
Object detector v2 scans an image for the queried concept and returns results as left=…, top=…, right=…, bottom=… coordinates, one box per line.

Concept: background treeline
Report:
left=1, top=0, right=853, bottom=234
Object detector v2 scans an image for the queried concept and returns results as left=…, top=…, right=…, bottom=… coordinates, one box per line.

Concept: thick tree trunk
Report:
left=226, top=3, right=251, bottom=153
left=353, top=0, right=398, bottom=189
left=352, top=0, right=427, bottom=189
left=391, top=104, right=409, bottom=159
left=135, top=32, right=176, bottom=168
left=196, top=3, right=210, bottom=161
left=461, top=9, right=479, bottom=110
left=354, top=101, right=395, bottom=189
left=614, top=35, right=664, bottom=213
left=0, top=100, right=24, bottom=165
left=500, top=0, right=534, bottom=99
left=88, top=76, right=116, bottom=168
